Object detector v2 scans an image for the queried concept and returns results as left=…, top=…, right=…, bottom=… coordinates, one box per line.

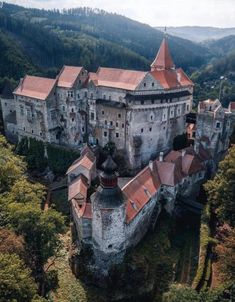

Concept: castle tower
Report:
left=91, top=156, right=126, bottom=269
left=151, top=37, right=175, bottom=71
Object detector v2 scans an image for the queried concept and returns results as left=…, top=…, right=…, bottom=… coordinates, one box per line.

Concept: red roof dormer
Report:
left=151, top=37, right=175, bottom=71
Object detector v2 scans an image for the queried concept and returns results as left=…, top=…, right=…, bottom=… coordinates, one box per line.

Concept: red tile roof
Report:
left=57, top=66, right=83, bottom=88
left=123, top=164, right=161, bottom=223
left=68, top=175, right=88, bottom=201
left=92, top=67, right=147, bottom=91
left=79, top=202, right=92, bottom=219
left=14, top=75, right=57, bottom=100
left=151, top=38, right=175, bottom=70
left=151, top=68, right=193, bottom=89
left=67, top=153, right=95, bottom=174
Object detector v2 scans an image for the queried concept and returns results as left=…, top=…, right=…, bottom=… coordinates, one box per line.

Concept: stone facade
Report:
left=1, top=38, right=194, bottom=170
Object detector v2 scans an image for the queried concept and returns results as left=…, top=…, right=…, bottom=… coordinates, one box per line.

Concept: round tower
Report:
left=91, top=156, right=126, bottom=268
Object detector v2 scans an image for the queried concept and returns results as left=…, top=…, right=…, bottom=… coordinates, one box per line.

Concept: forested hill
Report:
left=192, top=50, right=235, bottom=106
left=0, top=2, right=211, bottom=92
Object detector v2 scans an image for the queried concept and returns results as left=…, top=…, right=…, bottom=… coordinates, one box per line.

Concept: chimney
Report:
left=149, top=160, right=154, bottom=171
left=159, top=152, right=164, bottom=162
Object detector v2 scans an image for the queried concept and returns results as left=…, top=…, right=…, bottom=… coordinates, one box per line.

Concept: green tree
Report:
left=163, top=284, right=200, bottom=302
left=204, top=146, right=235, bottom=227
left=0, top=253, right=37, bottom=302
left=0, top=136, right=26, bottom=193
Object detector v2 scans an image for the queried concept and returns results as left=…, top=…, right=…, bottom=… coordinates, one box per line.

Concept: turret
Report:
left=91, top=156, right=126, bottom=269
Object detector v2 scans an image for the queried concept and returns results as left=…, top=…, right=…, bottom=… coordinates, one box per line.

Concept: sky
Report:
left=4, top=0, right=235, bottom=27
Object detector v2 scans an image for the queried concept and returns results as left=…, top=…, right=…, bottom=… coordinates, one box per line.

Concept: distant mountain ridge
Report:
left=0, top=2, right=211, bottom=87
left=156, top=26, right=235, bottom=42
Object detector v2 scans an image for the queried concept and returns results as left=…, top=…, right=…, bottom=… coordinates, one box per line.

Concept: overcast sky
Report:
left=4, top=0, right=235, bottom=27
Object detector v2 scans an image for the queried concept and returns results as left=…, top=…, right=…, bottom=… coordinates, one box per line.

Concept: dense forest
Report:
left=0, top=2, right=213, bottom=94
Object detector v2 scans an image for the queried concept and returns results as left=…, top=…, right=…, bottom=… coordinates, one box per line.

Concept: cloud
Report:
left=4, top=0, right=235, bottom=27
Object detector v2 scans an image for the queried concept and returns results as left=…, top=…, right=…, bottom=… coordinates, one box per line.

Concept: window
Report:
left=40, top=132, right=42, bottom=136
left=72, top=118, right=74, bottom=122
left=32, top=130, right=34, bottom=134
left=149, top=128, right=152, bottom=132
left=103, top=95, right=106, bottom=100
left=116, top=122, right=119, bottom=127
left=20, top=106, right=24, bottom=115
left=23, top=127, right=25, bottom=131
left=187, top=104, right=190, bottom=111
left=144, top=83, right=146, bottom=87
left=152, top=82, right=154, bottom=87
left=77, top=94, right=80, bottom=99
left=79, top=80, right=82, bottom=84
left=141, top=128, right=143, bottom=133
left=216, top=122, right=221, bottom=129
left=116, top=133, right=119, bottom=138
left=71, top=108, right=74, bottom=113
left=150, top=115, right=153, bottom=120
left=63, top=106, right=65, bottom=112
left=151, top=100, right=154, bottom=104
left=84, top=91, right=87, bottom=97
left=141, top=100, right=144, bottom=105
left=4, top=103, right=7, bottom=106
left=102, top=110, right=104, bottom=115
left=104, top=131, right=107, bottom=137
left=91, top=93, right=93, bottom=99
left=105, top=120, right=107, bottom=125
left=91, top=112, right=95, bottom=120
left=122, top=123, right=125, bottom=128
left=82, top=127, right=85, bottom=132
left=118, top=113, right=121, bottom=118
left=110, top=121, right=113, bottom=126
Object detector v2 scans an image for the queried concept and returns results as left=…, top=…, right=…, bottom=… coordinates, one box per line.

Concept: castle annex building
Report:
left=68, top=98, right=235, bottom=274
left=1, top=38, right=194, bottom=169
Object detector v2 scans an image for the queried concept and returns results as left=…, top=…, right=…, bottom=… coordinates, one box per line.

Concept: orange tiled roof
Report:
left=151, top=68, right=193, bottom=89
left=66, top=152, right=95, bottom=175
left=57, top=66, right=83, bottom=88
left=92, top=67, right=147, bottom=91
left=123, top=164, right=161, bottom=223
left=79, top=202, right=92, bottom=219
left=14, top=75, right=57, bottom=100
left=68, top=175, right=88, bottom=201
left=151, top=38, right=175, bottom=70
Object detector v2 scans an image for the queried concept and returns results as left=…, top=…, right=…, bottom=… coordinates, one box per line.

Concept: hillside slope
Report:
left=0, top=3, right=211, bottom=84
left=156, top=26, right=235, bottom=43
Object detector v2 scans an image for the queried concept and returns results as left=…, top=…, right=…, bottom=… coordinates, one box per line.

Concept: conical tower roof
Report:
left=151, top=37, right=175, bottom=71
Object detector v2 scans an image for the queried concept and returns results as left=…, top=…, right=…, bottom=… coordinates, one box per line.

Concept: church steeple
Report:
left=151, top=37, right=175, bottom=71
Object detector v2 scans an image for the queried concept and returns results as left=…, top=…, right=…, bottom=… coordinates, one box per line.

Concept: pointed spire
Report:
left=151, top=37, right=175, bottom=71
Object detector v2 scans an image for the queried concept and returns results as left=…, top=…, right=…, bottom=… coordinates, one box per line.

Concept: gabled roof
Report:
left=14, top=75, right=57, bottom=100
left=123, top=164, right=161, bottom=223
left=156, top=160, right=183, bottom=186
left=66, top=153, right=95, bottom=174
left=57, top=66, right=83, bottom=88
left=151, top=68, right=193, bottom=89
left=91, top=67, right=147, bottom=91
left=151, top=38, right=175, bottom=71
left=68, top=175, right=88, bottom=202
left=79, top=202, right=92, bottom=219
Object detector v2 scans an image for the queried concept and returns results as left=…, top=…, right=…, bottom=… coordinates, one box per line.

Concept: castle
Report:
left=67, top=98, right=235, bottom=274
left=1, top=37, right=194, bottom=170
